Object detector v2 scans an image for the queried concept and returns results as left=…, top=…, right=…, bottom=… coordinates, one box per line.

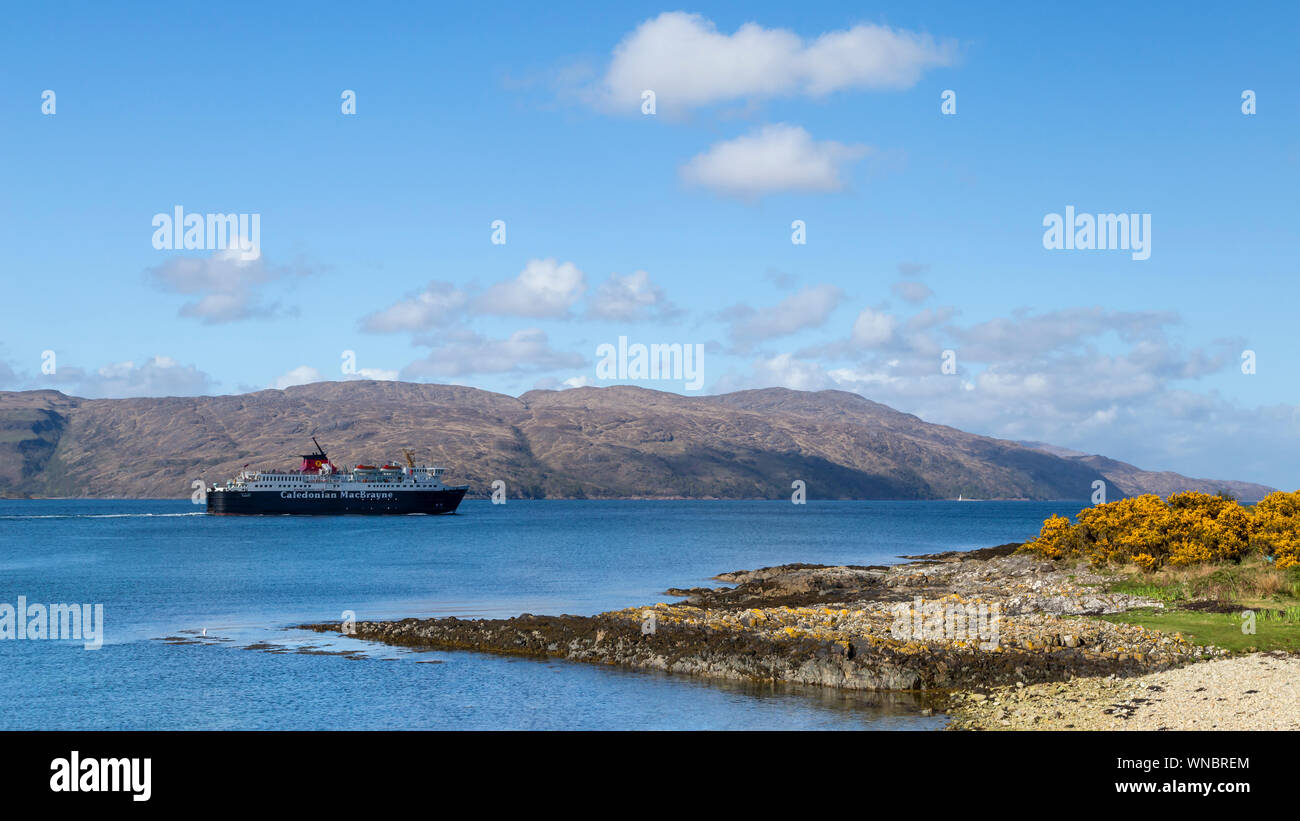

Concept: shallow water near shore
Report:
left=0, top=498, right=1086, bottom=730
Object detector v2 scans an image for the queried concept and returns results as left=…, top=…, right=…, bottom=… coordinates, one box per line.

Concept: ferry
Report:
left=206, top=438, right=469, bottom=515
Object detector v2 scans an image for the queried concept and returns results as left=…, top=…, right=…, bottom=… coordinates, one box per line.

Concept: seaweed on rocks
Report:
left=300, top=548, right=1221, bottom=695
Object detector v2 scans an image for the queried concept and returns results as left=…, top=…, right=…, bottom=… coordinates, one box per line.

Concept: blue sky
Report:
left=1, top=2, right=1297, bottom=487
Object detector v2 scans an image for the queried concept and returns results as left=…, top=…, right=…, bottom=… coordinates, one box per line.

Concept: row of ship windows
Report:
left=248, top=482, right=425, bottom=487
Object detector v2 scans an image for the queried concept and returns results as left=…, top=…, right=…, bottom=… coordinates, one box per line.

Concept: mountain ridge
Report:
left=0, top=381, right=1277, bottom=501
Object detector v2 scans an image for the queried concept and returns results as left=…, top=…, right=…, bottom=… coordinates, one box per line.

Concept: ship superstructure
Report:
left=205, top=439, right=469, bottom=515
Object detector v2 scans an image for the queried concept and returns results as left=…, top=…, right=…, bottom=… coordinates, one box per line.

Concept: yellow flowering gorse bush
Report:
left=1021, top=491, right=1299, bottom=570
left=1251, top=491, right=1300, bottom=569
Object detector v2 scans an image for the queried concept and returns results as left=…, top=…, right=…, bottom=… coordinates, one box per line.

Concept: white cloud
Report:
left=479, top=259, right=587, bottom=318
left=147, top=246, right=305, bottom=324
left=710, top=293, right=1298, bottom=486
left=953, top=308, right=1180, bottom=363
left=891, top=280, right=933, bottom=304
left=272, top=365, right=324, bottom=390
left=268, top=365, right=396, bottom=390
left=850, top=307, right=898, bottom=347
left=727, top=284, right=844, bottom=350
left=349, top=368, right=399, bottom=381
left=35, top=356, right=217, bottom=398
left=681, top=125, right=869, bottom=198
left=586, top=270, right=677, bottom=321
left=591, top=12, right=955, bottom=114
left=402, top=328, right=583, bottom=378
left=361, top=261, right=591, bottom=331
left=750, top=353, right=834, bottom=392
left=826, top=365, right=901, bottom=389
left=360, top=281, right=469, bottom=333
left=531, top=374, right=595, bottom=390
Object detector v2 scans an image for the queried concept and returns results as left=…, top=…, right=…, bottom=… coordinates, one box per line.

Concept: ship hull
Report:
left=206, top=486, right=468, bottom=515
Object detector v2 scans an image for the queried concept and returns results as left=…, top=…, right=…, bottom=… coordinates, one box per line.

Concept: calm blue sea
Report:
left=0, top=499, right=1085, bottom=730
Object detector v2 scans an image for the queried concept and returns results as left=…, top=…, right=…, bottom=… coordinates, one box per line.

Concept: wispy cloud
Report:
left=716, top=295, right=1267, bottom=482
left=33, top=356, right=216, bottom=398
left=724, top=283, right=844, bottom=351
left=585, top=270, right=679, bottom=321
left=359, top=281, right=470, bottom=333
left=402, top=328, right=584, bottom=378
left=146, top=247, right=309, bottom=324
left=891, top=280, right=933, bottom=304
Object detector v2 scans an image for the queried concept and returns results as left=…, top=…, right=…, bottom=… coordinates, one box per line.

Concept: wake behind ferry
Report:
left=206, top=439, right=469, bottom=515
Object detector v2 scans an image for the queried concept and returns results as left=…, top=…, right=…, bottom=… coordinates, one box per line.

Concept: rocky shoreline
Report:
left=302, top=544, right=1225, bottom=708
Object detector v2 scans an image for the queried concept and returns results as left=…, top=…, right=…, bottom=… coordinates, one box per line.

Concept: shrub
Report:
left=1021, top=490, right=1287, bottom=570
left=1022, top=514, right=1075, bottom=559
left=1251, top=491, right=1300, bottom=569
